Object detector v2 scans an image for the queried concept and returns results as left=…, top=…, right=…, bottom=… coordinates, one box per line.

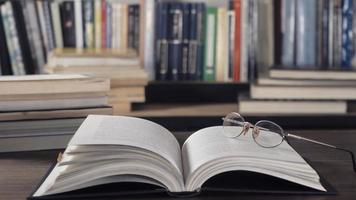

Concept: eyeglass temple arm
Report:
left=287, top=133, right=356, bottom=173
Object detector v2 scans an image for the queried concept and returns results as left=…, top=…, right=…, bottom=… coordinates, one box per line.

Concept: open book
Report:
left=30, top=115, right=330, bottom=199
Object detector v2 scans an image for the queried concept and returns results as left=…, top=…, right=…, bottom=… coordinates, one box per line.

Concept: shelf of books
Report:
left=1, top=0, right=356, bottom=129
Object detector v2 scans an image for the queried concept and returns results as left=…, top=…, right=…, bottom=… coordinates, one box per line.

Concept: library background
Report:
left=1, top=0, right=356, bottom=151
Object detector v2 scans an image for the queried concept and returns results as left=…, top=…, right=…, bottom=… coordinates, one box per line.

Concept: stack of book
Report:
left=46, top=48, right=148, bottom=114
left=239, top=68, right=356, bottom=115
left=0, top=74, right=112, bottom=152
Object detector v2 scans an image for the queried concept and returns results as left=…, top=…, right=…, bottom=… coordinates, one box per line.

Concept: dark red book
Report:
left=233, top=0, right=241, bottom=82
left=101, top=0, right=106, bottom=48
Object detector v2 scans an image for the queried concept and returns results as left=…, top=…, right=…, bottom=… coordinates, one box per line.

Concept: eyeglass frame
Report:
left=222, top=112, right=356, bottom=173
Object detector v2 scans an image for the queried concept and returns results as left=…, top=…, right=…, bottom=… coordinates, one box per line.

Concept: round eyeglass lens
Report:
left=222, top=112, right=245, bottom=138
left=253, top=120, right=285, bottom=148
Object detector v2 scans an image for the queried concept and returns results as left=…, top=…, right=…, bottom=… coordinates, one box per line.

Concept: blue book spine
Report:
left=188, top=3, right=197, bottom=80
left=281, top=0, right=295, bottom=67
left=341, top=0, right=353, bottom=68
left=181, top=3, right=190, bottom=80
left=296, top=0, right=316, bottom=67
left=106, top=2, right=112, bottom=48
left=168, top=2, right=183, bottom=81
left=193, top=3, right=205, bottom=80
left=155, top=2, right=169, bottom=80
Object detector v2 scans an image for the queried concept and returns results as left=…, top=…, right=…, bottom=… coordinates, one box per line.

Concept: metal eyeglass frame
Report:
left=222, top=112, right=356, bottom=173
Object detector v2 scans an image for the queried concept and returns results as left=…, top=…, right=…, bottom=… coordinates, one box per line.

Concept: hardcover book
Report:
left=29, top=115, right=334, bottom=199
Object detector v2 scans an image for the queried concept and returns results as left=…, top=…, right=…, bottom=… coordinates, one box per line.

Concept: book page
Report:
left=68, top=115, right=183, bottom=174
left=0, top=74, right=89, bottom=81
left=182, top=126, right=325, bottom=191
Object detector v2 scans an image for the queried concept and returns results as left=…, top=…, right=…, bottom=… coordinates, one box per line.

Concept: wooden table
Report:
left=1, top=130, right=356, bottom=200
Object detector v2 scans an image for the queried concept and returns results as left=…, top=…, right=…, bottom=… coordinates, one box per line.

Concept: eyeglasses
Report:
left=222, top=112, right=356, bottom=172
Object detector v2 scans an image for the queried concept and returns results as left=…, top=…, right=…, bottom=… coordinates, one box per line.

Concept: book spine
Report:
left=75, top=0, right=84, bottom=49
left=12, top=0, right=36, bottom=74
left=36, top=0, right=49, bottom=57
left=233, top=0, right=241, bottom=82
left=188, top=3, right=197, bottom=80
left=141, top=0, right=156, bottom=80
left=333, top=0, right=342, bottom=67
left=1, top=2, right=26, bottom=75
left=42, top=0, right=55, bottom=50
left=94, top=0, right=101, bottom=48
left=341, top=0, right=353, bottom=68
left=120, top=4, right=128, bottom=51
left=181, top=3, right=190, bottom=81
left=227, top=1, right=235, bottom=81
left=316, top=0, right=324, bottom=68
left=0, top=3, right=12, bottom=75
left=248, top=0, right=257, bottom=81
left=328, top=0, right=334, bottom=67
left=101, top=0, right=106, bottom=48
left=321, top=0, right=329, bottom=68
left=203, top=7, right=217, bottom=81
left=25, top=0, right=46, bottom=73
left=128, top=5, right=135, bottom=50
left=296, top=0, right=316, bottom=67
left=353, top=0, right=356, bottom=68
left=133, top=5, right=140, bottom=52
left=281, top=0, right=296, bottom=67
left=105, top=1, right=112, bottom=48
left=273, top=0, right=282, bottom=66
left=51, top=1, right=63, bottom=48
left=194, top=3, right=205, bottom=81
left=155, top=2, right=169, bottom=80
left=240, top=0, right=249, bottom=82
left=215, top=7, right=228, bottom=82
left=60, top=1, right=76, bottom=47
left=112, top=3, right=122, bottom=49
left=83, top=0, right=94, bottom=48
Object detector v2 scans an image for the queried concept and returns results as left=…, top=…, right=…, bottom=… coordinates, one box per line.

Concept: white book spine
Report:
left=3, top=2, right=26, bottom=75
left=94, top=0, right=102, bottom=48
left=240, top=0, right=249, bottom=82
left=51, top=2, right=63, bottom=48
left=141, top=0, right=155, bottom=80
left=75, top=0, right=84, bottom=49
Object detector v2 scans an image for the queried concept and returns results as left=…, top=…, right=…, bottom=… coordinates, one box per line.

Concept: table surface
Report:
left=1, top=130, right=356, bottom=200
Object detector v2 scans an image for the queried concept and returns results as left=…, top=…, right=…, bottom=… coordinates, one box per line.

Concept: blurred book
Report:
left=0, top=74, right=112, bottom=152
left=238, top=93, right=347, bottom=115
left=270, top=68, right=356, bottom=81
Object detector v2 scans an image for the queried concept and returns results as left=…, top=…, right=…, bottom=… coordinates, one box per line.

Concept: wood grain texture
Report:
left=0, top=130, right=356, bottom=200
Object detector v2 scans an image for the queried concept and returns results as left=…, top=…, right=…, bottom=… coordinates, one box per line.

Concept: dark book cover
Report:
left=248, top=0, right=257, bottom=81
left=321, top=0, right=329, bottom=68
left=133, top=5, right=140, bottom=52
left=168, top=2, right=183, bottom=81
left=155, top=2, right=169, bottom=81
left=11, top=0, right=36, bottom=74
left=273, top=0, right=282, bottom=66
left=316, top=0, right=324, bottom=68
left=187, top=3, right=197, bottom=80
left=341, top=0, right=353, bottom=68
left=0, top=1, right=12, bottom=75
left=181, top=3, right=190, bottom=80
left=60, top=1, right=76, bottom=47
left=194, top=3, right=205, bottom=81
left=333, top=0, right=342, bottom=67
left=128, top=5, right=135, bottom=50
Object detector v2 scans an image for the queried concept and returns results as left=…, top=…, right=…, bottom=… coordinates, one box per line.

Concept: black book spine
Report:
left=188, top=3, right=197, bottom=80
left=195, top=3, right=205, bottom=81
left=155, top=2, right=169, bottom=81
left=168, top=2, right=183, bottom=81
left=333, top=0, right=342, bottom=67
left=321, top=0, right=329, bottom=68
left=60, top=1, right=76, bottom=47
left=316, top=0, right=323, bottom=68
left=0, top=1, right=12, bottom=75
left=181, top=3, right=190, bottom=80
left=273, top=0, right=282, bottom=66
left=128, top=5, right=135, bottom=50
left=11, top=0, right=36, bottom=74
left=42, top=0, right=55, bottom=50
left=133, top=5, right=140, bottom=52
